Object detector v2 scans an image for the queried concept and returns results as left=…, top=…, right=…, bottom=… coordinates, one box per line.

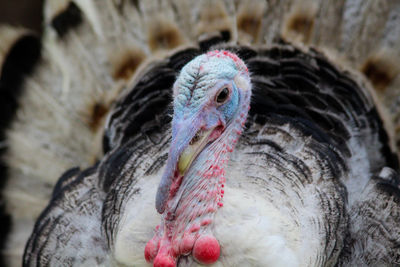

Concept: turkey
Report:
left=1, top=0, right=400, bottom=266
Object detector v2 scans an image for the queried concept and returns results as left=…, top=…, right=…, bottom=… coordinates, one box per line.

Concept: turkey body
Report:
left=23, top=43, right=400, bottom=266
left=0, top=0, right=400, bottom=266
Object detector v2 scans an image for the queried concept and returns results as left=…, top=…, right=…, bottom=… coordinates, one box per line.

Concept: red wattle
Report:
left=180, top=234, right=196, bottom=255
left=144, top=237, right=160, bottom=262
left=153, top=254, right=176, bottom=267
left=193, top=235, right=220, bottom=264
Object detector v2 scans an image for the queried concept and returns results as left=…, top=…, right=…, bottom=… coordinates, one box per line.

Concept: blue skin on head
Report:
left=156, top=52, right=246, bottom=213
left=173, top=54, right=240, bottom=123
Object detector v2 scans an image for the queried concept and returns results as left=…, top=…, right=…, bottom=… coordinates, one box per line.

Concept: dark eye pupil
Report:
left=217, top=88, right=229, bottom=103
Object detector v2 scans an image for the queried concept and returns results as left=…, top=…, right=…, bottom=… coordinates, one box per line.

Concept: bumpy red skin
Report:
left=146, top=234, right=221, bottom=266
left=145, top=234, right=161, bottom=263
left=193, top=235, right=221, bottom=264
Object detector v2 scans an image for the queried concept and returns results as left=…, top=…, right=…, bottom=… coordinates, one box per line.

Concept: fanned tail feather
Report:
left=1, top=0, right=400, bottom=265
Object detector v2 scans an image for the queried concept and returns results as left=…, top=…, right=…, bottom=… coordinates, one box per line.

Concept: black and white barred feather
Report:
left=1, top=0, right=400, bottom=266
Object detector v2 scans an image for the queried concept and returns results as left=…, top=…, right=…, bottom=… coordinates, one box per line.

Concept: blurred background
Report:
left=0, top=0, right=43, bottom=33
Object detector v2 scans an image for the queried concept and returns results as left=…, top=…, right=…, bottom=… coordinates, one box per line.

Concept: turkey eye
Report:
left=216, top=87, right=229, bottom=104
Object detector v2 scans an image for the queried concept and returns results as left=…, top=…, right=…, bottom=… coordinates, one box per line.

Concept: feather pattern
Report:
left=0, top=0, right=400, bottom=266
